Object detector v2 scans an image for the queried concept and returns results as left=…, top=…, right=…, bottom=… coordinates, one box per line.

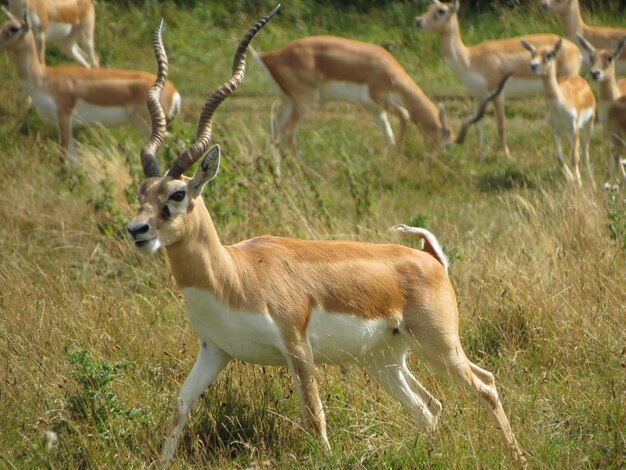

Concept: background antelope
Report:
left=415, top=0, right=582, bottom=160
left=251, top=36, right=453, bottom=160
left=126, top=7, right=525, bottom=466
left=8, top=0, right=98, bottom=67
left=522, top=37, right=595, bottom=185
left=0, top=8, right=180, bottom=161
left=606, top=96, right=626, bottom=187
left=578, top=34, right=626, bottom=187
left=252, top=36, right=510, bottom=166
left=541, top=0, right=626, bottom=74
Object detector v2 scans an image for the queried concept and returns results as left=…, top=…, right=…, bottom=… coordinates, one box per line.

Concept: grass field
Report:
left=0, top=1, right=624, bottom=468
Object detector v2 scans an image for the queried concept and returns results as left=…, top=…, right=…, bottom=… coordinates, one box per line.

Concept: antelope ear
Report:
left=553, top=37, right=563, bottom=55
left=576, top=33, right=594, bottom=55
left=452, top=0, right=460, bottom=13
left=520, top=38, right=535, bottom=55
left=614, top=35, right=626, bottom=59
left=189, top=144, right=220, bottom=198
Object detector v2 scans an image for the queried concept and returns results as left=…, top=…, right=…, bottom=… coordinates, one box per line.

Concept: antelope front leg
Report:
left=552, top=131, right=574, bottom=182
left=569, top=128, right=582, bottom=186
left=284, top=338, right=330, bottom=451
left=494, top=93, right=511, bottom=159
left=160, top=341, right=231, bottom=465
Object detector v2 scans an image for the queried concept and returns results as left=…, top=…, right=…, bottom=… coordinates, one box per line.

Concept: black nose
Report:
left=415, top=17, right=423, bottom=28
left=127, top=222, right=149, bottom=238
left=590, top=70, right=600, bottom=80
left=530, top=63, right=538, bottom=72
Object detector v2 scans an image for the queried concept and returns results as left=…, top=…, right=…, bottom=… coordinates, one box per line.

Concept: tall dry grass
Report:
left=0, top=2, right=624, bottom=468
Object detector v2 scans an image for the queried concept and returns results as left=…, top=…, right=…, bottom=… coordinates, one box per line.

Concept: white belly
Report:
left=73, top=100, right=133, bottom=127
left=45, top=23, right=74, bottom=41
left=307, top=308, right=395, bottom=365
left=182, top=288, right=399, bottom=366
left=319, top=81, right=375, bottom=107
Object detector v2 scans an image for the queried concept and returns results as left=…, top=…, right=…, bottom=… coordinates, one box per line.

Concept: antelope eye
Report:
left=170, top=190, right=186, bottom=202
left=546, top=52, right=554, bottom=60
left=8, top=26, right=20, bottom=34
left=437, top=7, right=446, bottom=15
left=607, top=56, right=613, bottom=64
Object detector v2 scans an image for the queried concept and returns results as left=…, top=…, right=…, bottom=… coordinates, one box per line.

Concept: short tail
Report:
left=249, top=46, right=282, bottom=94
left=389, top=224, right=449, bottom=274
left=168, top=91, right=182, bottom=118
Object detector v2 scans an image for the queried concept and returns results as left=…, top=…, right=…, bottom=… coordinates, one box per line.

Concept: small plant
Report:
left=65, top=349, right=151, bottom=437
left=92, top=175, right=126, bottom=238
left=606, top=191, right=626, bottom=250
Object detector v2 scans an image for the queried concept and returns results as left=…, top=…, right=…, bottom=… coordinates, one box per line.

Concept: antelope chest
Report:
left=546, top=102, right=577, bottom=135
left=182, top=288, right=399, bottom=367
left=22, top=84, right=57, bottom=124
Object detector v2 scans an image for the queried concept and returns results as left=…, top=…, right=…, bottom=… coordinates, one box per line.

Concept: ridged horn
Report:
left=454, top=71, right=513, bottom=145
left=166, top=4, right=281, bottom=179
left=140, top=19, right=168, bottom=178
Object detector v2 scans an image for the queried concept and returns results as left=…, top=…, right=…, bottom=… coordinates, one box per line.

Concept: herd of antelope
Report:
left=2, top=0, right=624, bottom=466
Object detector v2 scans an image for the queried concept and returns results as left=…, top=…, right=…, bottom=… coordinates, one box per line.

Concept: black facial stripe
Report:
left=161, top=205, right=171, bottom=220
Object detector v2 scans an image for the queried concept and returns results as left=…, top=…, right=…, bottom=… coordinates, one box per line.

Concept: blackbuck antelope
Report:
left=578, top=34, right=626, bottom=187
left=251, top=35, right=509, bottom=162
left=0, top=8, right=180, bottom=161
left=522, top=37, right=595, bottom=186
left=415, top=0, right=582, bottom=160
left=126, top=7, right=525, bottom=466
left=541, top=0, right=626, bottom=75
left=8, top=0, right=98, bottom=67
left=606, top=96, right=626, bottom=187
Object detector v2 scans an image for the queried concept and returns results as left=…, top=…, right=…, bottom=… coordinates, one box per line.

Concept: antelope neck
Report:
left=165, top=198, right=240, bottom=300
left=438, top=15, right=470, bottom=68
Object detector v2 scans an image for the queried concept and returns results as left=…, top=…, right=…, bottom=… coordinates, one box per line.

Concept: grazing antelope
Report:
left=541, top=0, right=626, bottom=75
left=522, top=37, right=595, bottom=185
left=8, top=0, right=98, bottom=67
left=251, top=35, right=449, bottom=159
left=415, top=0, right=582, bottom=160
left=0, top=8, right=181, bottom=161
left=252, top=36, right=510, bottom=165
left=126, top=8, right=525, bottom=466
left=606, top=96, right=626, bottom=187
left=578, top=34, right=626, bottom=187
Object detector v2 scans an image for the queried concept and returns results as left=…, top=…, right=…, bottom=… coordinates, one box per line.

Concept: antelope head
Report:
left=522, top=37, right=563, bottom=76
left=127, top=6, right=280, bottom=255
left=0, top=7, right=30, bottom=52
left=578, top=33, right=626, bottom=82
left=414, top=0, right=459, bottom=32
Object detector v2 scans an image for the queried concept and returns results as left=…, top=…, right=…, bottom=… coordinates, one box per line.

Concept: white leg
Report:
left=581, top=118, right=595, bottom=187
left=160, top=341, right=231, bottom=464
left=476, top=120, right=485, bottom=162
left=361, top=346, right=440, bottom=430
left=371, top=110, right=395, bottom=146
left=552, top=131, right=574, bottom=181
left=494, top=94, right=511, bottom=159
